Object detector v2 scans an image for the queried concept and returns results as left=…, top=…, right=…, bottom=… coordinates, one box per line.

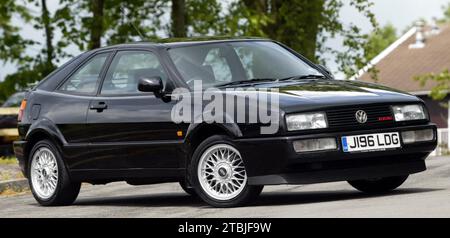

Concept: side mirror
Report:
left=316, top=64, right=334, bottom=78
left=138, top=76, right=163, bottom=95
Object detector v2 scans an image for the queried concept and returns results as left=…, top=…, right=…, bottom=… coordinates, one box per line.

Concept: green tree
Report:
left=363, top=24, right=397, bottom=63
left=415, top=4, right=450, bottom=101
left=55, top=0, right=165, bottom=51
left=443, top=3, right=450, bottom=22
left=223, top=0, right=378, bottom=78
left=167, top=0, right=225, bottom=37
left=1, top=0, right=379, bottom=100
left=0, top=0, right=34, bottom=64
left=0, top=0, right=61, bottom=100
left=0, top=0, right=167, bottom=100
left=416, top=70, right=450, bottom=101
left=40, top=0, right=55, bottom=70
left=186, top=0, right=225, bottom=36
left=171, top=0, right=186, bottom=37
left=89, top=0, right=104, bottom=49
left=359, top=23, right=397, bottom=81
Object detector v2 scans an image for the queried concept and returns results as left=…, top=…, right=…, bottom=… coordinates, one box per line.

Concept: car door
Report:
left=53, top=52, right=112, bottom=170
left=86, top=50, right=181, bottom=170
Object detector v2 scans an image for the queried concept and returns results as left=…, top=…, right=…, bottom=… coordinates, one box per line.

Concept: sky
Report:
left=1, top=0, right=449, bottom=81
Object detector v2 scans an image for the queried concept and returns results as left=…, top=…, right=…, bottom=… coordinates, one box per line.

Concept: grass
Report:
left=0, top=156, right=27, bottom=196
left=0, top=188, right=30, bottom=196
left=1, top=172, right=12, bottom=181
left=1, top=171, right=24, bottom=181
left=0, top=156, right=18, bottom=165
left=0, top=156, right=23, bottom=181
left=0, top=187, right=29, bottom=196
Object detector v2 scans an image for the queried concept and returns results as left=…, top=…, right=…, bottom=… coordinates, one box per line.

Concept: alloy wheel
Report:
left=197, top=144, right=247, bottom=201
left=30, top=147, right=59, bottom=199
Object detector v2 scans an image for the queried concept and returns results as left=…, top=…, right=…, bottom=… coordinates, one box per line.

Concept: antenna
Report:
left=120, top=6, right=146, bottom=41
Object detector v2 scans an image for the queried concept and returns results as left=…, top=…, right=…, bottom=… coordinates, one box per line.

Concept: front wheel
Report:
left=191, top=135, right=263, bottom=207
left=348, top=175, right=409, bottom=194
left=28, top=140, right=81, bottom=206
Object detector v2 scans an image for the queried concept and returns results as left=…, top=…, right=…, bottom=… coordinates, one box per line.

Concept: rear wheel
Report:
left=191, top=135, right=263, bottom=207
left=348, top=175, right=409, bottom=194
left=28, top=140, right=81, bottom=206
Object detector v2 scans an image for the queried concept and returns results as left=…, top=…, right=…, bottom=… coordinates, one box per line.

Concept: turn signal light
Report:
left=18, top=99, right=27, bottom=122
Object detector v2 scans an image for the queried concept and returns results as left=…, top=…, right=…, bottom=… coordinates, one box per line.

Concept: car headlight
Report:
left=392, top=104, right=427, bottom=122
left=286, top=112, right=327, bottom=131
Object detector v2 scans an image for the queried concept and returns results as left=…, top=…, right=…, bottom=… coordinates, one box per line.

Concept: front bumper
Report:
left=236, top=123, right=437, bottom=185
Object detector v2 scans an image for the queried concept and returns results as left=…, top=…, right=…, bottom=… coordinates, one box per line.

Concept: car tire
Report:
left=28, top=140, right=81, bottom=206
left=190, top=135, right=263, bottom=208
left=348, top=175, right=409, bottom=194
left=179, top=180, right=197, bottom=196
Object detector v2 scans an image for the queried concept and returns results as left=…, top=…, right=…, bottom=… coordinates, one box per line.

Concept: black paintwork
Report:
left=13, top=38, right=437, bottom=185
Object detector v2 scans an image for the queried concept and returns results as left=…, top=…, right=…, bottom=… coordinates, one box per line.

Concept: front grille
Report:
left=326, top=104, right=394, bottom=129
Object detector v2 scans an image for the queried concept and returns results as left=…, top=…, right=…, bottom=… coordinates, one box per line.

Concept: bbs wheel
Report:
left=191, top=135, right=263, bottom=207
left=28, top=140, right=81, bottom=206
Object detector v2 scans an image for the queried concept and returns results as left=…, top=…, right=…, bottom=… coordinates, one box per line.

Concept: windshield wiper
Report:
left=216, top=78, right=278, bottom=87
left=216, top=74, right=327, bottom=88
left=279, top=74, right=327, bottom=81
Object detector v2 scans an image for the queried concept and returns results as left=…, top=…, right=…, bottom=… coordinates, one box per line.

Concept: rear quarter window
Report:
left=36, top=52, right=90, bottom=91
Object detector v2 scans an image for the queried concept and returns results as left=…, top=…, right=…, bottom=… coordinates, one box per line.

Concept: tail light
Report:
left=18, top=99, right=27, bottom=121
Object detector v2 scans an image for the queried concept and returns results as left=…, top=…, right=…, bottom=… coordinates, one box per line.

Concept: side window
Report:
left=101, top=51, right=167, bottom=95
left=203, top=48, right=232, bottom=82
left=59, top=53, right=109, bottom=94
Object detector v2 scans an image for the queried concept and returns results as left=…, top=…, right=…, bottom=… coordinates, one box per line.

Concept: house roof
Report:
left=357, top=24, right=450, bottom=95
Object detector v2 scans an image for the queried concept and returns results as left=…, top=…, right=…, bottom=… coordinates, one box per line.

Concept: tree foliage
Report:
left=224, top=0, right=378, bottom=78
left=363, top=24, right=396, bottom=62
left=414, top=4, right=450, bottom=102
left=358, top=23, right=397, bottom=81
left=0, top=0, right=34, bottom=64
left=186, top=0, right=225, bottom=36
left=416, top=70, right=450, bottom=101
left=54, top=0, right=166, bottom=51
left=0, top=0, right=380, bottom=101
left=443, top=3, right=450, bottom=22
left=0, top=0, right=60, bottom=100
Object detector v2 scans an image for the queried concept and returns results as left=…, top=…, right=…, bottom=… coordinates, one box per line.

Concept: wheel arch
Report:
left=23, top=119, right=67, bottom=174
left=185, top=123, right=242, bottom=154
left=182, top=123, right=242, bottom=172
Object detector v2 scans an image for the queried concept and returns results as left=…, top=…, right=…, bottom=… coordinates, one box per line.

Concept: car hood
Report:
left=224, top=79, right=423, bottom=113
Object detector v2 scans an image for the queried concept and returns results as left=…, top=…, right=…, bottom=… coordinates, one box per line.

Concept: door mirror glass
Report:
left=138, top=76, right=163, bottom=93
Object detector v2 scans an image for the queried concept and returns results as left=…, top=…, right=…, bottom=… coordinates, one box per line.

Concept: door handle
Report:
left=90, top=101, right=107, bottom=111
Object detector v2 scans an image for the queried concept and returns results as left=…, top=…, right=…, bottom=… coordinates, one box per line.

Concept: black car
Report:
left=14, top=38, right=437, bottom=207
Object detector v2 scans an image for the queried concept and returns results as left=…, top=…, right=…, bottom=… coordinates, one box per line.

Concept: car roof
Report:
left=91, top=37, right=272, bottom=52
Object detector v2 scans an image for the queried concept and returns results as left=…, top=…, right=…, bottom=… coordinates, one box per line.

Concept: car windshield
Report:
left=2, top=92, right=25, bottom=107
left=168, top=41, right=324, bottom=89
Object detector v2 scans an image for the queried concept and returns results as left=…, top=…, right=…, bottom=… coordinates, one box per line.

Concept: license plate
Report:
left=341, top=132, right=401, bottom=152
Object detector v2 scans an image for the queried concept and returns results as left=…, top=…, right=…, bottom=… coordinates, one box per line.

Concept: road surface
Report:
left=1, top=156, right=449, bottom=218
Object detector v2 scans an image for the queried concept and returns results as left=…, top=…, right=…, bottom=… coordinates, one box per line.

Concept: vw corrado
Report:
left=14, top=38, right=437, bottom=207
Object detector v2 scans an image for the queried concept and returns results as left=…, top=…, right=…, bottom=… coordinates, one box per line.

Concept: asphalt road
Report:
left=1, top=156, right=449, bottom=218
